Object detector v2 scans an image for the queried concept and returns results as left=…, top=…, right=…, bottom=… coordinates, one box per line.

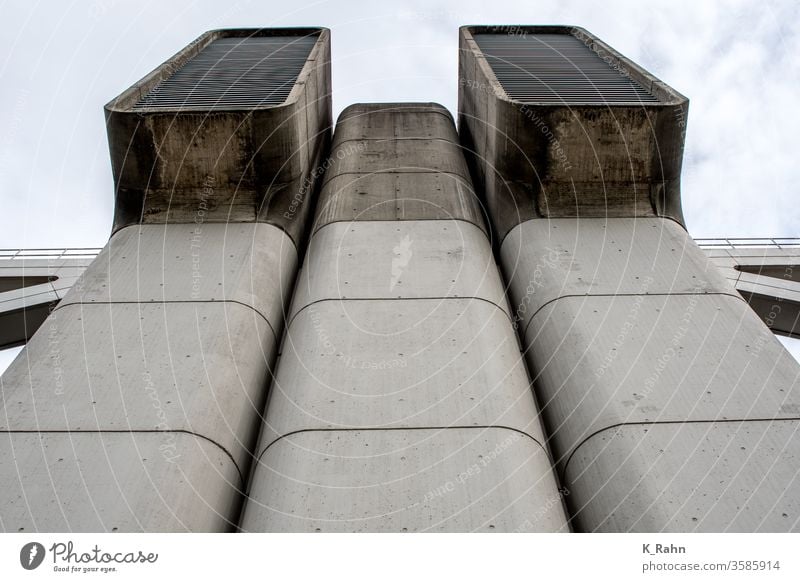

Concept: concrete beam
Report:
left=0, top=254, right=95, bottom=349
left=703, top=245, right=800, bottom=338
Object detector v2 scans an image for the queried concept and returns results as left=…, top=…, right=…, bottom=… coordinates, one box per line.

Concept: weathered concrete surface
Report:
left=458, top=25, right=688, bottom=244
left=0, top=432, right=240, bottom=532
left=527, top=293, right=800, bottom=467
left=566, top=421, right=800, bottom=532
left=241, top=103, right=568, bottom=532
left=312, top=103, right=487, bottom=234
left=0, top=29, right=331, bottom=532
left=0, top=227, right=286, bottom=531
left=105, top=28, right=332, bottom=247
left=324, top=138, right=471, bottom=178
left=242, top=428, right=567, bottom=532
left=0, top=301, right=274, bottom=468
left=57, top=223, right=297, bottom=337
left=459, top=26, right=800, bottom=532
left=335, top=103, right=457, bottom=140
left=259, top=299, right=544, bottom=446
left=291, top=220, right=508, bottom=319
left=502, top=218, right=736, bottom=333
left=502, top=219, right=800, bottom=533
left=314, top=173, right=486, bottom=235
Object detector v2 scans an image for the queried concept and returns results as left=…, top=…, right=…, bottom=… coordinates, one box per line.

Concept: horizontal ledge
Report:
left=523, top=291, right=747, bottom=340
left=561, top=417, right=800, bottom=483
left=286, top=295, right=513, bottom=332
left=310, top=217, right=490, bottom=243
left=255, top=425, right=550, bottom=465
left=321, top=169, right=472, bottom=189
left=52, top=299, right=280, bottom=345
left=0, top=428, right=246, bottom=486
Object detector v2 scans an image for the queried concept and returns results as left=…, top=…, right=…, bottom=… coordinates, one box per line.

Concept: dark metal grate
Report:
left=474, top=33, right=657, bottom=104
left=132, top=35, right=317, bottom=110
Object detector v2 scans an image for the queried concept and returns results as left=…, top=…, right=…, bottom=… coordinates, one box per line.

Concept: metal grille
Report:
left=132, top=35, right=317, bottom=110
left=474, top=33, right=657, bottom=104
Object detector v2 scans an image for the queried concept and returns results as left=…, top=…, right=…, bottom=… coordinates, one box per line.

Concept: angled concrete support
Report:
left=702, top=244, right=800, bottom=338
left=240, top=103, right=569, bottom=532
left=0, top=28, right=331, bottom=532
left=0, top=252, right=96, bottom=349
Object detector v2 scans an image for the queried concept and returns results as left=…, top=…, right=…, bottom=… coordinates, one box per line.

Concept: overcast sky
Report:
left=1, top=0, right=798, bottom=369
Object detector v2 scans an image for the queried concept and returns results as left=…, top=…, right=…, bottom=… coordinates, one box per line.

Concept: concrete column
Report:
left=0, top=28, right=331, bottom=532
left=241, top=103, right=568, bottom=532
left=458, top=25, right=800, bottom=531
left=0, top=223, right=295, bottom=531
left=503, top=218, right=800, bottom=531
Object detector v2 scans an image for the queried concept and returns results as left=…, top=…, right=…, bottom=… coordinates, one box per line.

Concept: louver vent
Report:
left=132, top=35, right=317, bottom=110
left=474, top=33, right=657, bottom=104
